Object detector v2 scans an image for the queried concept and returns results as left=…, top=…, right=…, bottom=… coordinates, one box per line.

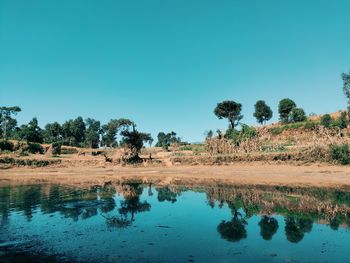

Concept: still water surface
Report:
left=1, top=183, right=350, bottom=262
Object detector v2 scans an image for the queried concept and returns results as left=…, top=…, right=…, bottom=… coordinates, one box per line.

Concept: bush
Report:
left=51, top=142, right=61, bottom=155
left=290, top=108, right=306, bottom=122
left=269, top=126, right=285, bottom=135
left=331, top=112, right=348, bottom=129
left=0, top=140, right=14, bottom=152
left=304, top=120, right=318, bottom=130
left=329, top=144, right=350, bottom=165
left=225, top=125, right=257, bottom=146
left=25, top=143, right=44, bottom=154
left=320, top=114, right=332, bottom=128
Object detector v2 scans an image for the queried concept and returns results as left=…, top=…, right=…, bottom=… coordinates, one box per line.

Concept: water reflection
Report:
left=217, top=203, right=247, bottom=242
left=259, top=216, right=279, bottom=240
left=104, top=183, right=150, bottom=228
left=1, top=182, right=350, bottom=262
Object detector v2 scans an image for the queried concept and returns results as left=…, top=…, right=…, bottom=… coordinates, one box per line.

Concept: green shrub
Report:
left=304, top=120, right=318, bottom=130
left=331, top=112, right=348, bottom=129
left=25, top=143, right=44, bottom=154
left=320, top=114, right=332, bottom=128
left=0, top=140, right=14, bottom=151
left=329, top=144, right=350, bottom=165
left=179, top=145, right=193, bottom=151
left=290, top=108, right=306, bottom=122
left=225, top=125, right=257, bottom=145
left=269, top=126, right=284, bottom=135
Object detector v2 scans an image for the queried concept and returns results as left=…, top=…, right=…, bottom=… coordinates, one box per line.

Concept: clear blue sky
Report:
left=1, top=0, right=349, bottom=142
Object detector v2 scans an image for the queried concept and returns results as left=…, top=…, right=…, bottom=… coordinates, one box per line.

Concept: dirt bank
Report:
left=1, top=162, right=350, bottom=189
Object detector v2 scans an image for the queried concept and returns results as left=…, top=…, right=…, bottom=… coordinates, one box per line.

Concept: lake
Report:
left=1, top=182, right=350, bottom=262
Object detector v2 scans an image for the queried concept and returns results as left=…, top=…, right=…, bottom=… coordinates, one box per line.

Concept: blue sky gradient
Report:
left=1, top=0, right=350, bottom=142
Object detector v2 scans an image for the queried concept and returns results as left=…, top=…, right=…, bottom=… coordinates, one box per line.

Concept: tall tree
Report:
left=214, top=100, right=243, bottom=129
left=43, top=122, right=62, bottom=143
left=120, top=124, right=152, bottom=161
left=85, top=118, right=101, bottom=148
left=278, top=98, right=296, bottom=123
left=342, top=71, right=350, bottom=120
left=253, top=100, right=273, bottom=124
left=155, top=131, right=180, bottom=150
left=0, top=106, right=21, bottom=140
left=18, top=117, right=44, bottom=143
left=101, top=118, right=133, bottom=147
left=62, top=117, right=86, bottom=146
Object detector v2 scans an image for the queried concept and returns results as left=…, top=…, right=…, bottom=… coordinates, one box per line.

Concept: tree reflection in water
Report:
left=258, top=216, right=279, bottom=240
left=217, top=203, right=247, bottom=242
left=284, top=216, right=313, bottom=243
left=104, top=183, right=151, bottom=228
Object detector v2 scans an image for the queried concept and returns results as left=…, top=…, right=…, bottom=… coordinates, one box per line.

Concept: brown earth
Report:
left=1, top=162, right=350, bottom=190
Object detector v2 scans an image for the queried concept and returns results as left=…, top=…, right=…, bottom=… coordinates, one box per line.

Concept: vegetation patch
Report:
left=0, top=157, right=61, bottom=167
left=329, top=144, right=350, bottom=165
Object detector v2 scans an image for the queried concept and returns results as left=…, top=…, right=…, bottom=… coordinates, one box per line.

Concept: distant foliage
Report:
left=155, top=131, right=181, bottom=150
left=61, top=117, right=86, bottom=147
left=18, top=118, right=44, bottom=143
left=214, top=100, right=243, bottom=129
left=290, top=108, right=306, bottom=123
left=44, top=122, right=62, bottom=143
left=278, top=99, right=296, bottom=123
left=253, top=100, right=273, bottom=124
left=0, top=106, right=21, bottom=140
left=84, top=118, right=101, bottom=148
left=342, top=71, right=350, bottom=117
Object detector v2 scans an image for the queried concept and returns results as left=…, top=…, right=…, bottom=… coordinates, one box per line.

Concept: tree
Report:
left=278, top=98, right=296, bottom=123
left=18, top=117, right=44, bottom=143
left=253, top=100, right=273, bottom=124
left=43, top=122, right=62, bottom=143
left=342, top=71, right=350, bottom=119
left=258, top=216, right=279, bottom=240
left=155, top=131, right=180, bottom=150
left=120, top=125, right=153, bottom=162
left=101, top=118, right=133, bottom=147
left=290, top=107, right=306, bottom=122
left=0, top=106, right=21, bottom=140
left=214, top=100, right=243, bottom=129
left=320, top=114, right=332, bottom=128
left=62, top=117, right=86, bottom=147
left=85, top=118, right=101, bottom=148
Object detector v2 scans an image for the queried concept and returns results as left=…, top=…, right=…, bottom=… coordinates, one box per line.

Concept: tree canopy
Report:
left=278, top=98, right=296, bottom=123
left=253, top=100, right=273, bottom=124
left=214, top=100, right=243, bottom=129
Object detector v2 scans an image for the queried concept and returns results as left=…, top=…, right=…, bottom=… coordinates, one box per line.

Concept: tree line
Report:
left=214, top=70, right=350, bottom=130
left=214, top=98, right=307, bottom=129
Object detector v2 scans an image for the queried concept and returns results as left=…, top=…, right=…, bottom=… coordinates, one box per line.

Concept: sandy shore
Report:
left=1, top=162, right=350, bottom=189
